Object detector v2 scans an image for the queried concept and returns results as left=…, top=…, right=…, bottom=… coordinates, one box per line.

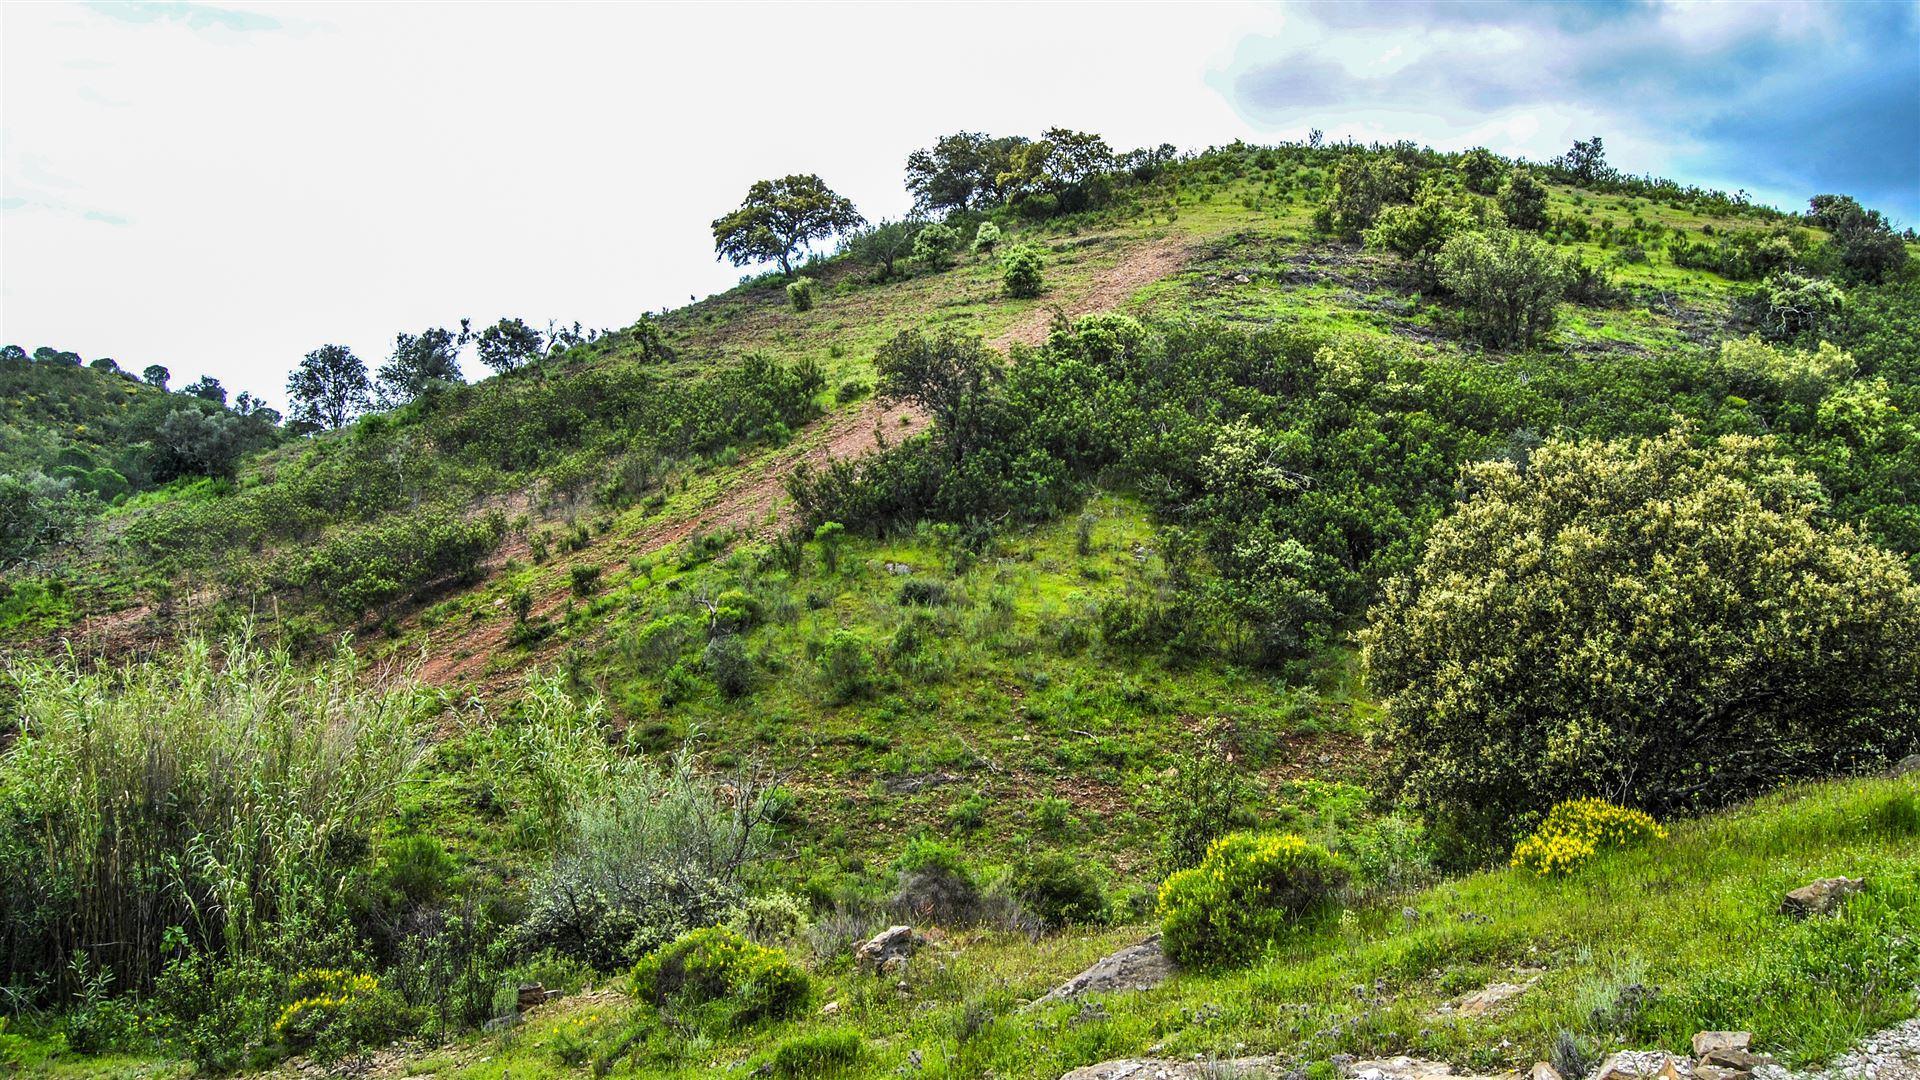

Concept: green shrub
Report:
left=1365, top=187, right=1473, bottom=285
left=972, top=220, right=1001, bottom=254
left=729, top=892, right=810, bottom=948
left=1510, top=799, right=1667, bottom=877
left=1436, top=227, right=1570, bottom=346
left=1323, top=155, right=1418, bottom=238
left=912, top=222, right=960, bottom=270
left=273, top=969, right=415, bottom=1063
left=1001, top=244, right=1045, bottom=299
left=891, top=838, right=982, bottom=926
left=787, top=277, right=816, bottom=313
left=771, top=1029, right=864, bottom=1078
left=1363, top=429, right=1920, bottom=852
left=1157, top=832, right=1349, bottom=968
left=569, top=563, right=603, bottom=596
left=1012, top=851, right=1107, bottom=928
left=630, top=926, right=809, bottom=1029
left=1743, top=271, right=1845, bottom=342
left=817, top=629, right=875, bottom=703
left=704, top=634, right=755, bottom=698
left=1498, top=168, right=1550, bottom=231
left=1460, top=147, right=1503, bottom=195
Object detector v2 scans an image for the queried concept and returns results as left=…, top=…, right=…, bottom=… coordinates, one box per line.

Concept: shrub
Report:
left=522, top=722, right=784, bottom=967
left=1324, top=155, right=1418, bottom=238
left=1511, top=799, right=1667, bottom=877
left=704, top=634, right=755, bottom=698
left=1365, top=188, right=1473, bottom=285
left=730, top=892, right=810, bottom=948
left=891, top=838, right=982, bottom=926
left=1001, top=244, right=1045, bottom=299
left=1498, top=169, right=1550, bottom=231
left=1460, top=147, right=1503, bottom=195
left=1742, top=271, right=1845, bottom=342
left=630, top=926, right=809, bottom=1029
left=817, top=629, right=875, bottom=703
left=1012, top=851, right=1107, bottom=928
left=972, top=220, right=1001, bottom=254
left=771, top=1029, right=864, bottom=1078
left=1157, top=833, right=1349, bottom=968
left=1146, top=730, right=1258, bottom=874
left=1437, top=228, right=1570, bottom=346
left=912, top=222, right=960, bottom=270
left=273, top=969, right=414, bottom=1062
left=569, top=563, right=603, bottom=596
left=1362, top=430, right=1920, bottom=853
left=787, top=277, right=816, bottom=313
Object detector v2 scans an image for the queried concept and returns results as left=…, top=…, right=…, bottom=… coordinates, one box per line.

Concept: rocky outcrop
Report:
left=1345, top=1056, right=1512, bottom=1080
left=1780, top=877, right=1864, bottom=917
left=854, top=925, right=925, bottom=974
left=1032, top=935, right=1176, bottom=1007
left=1433, top=975, right=1539, bottom=1019
left=1890, top=754, right=1920, bottom=778
left=1754, top=1018, right=1920, bottom=1080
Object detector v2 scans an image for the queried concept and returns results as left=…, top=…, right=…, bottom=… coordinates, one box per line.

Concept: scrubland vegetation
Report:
left=2, top=128, right=1917, bottom=1078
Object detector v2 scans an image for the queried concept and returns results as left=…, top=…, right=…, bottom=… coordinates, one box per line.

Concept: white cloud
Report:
left=2, top=1, right=1274, bottom=404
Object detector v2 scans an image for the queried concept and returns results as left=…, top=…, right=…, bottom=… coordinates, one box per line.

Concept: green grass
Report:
left=93, top=772, right=1897, bottom=1080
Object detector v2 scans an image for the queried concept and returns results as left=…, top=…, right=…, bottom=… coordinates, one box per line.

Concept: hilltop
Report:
left=2, top=131, right=1917, bottom=1078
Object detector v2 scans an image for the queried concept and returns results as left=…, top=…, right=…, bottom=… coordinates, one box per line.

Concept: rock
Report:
left=1780, top=877, right=1865, bottom=917
left=1593, top=1051, right=1692, bottom=1080
left=1754, top=1017, right=1920, bottom=1080
left=883, top=561, right=915, bottom=576
left=1343, top=1056, right=1508, bottom=1080
left=1529, top=1064, right=1563, bottom=1080
left=482, top=1011, right=521, bottom=1032
left=1691, top=1033, right=1752, bottom=1059
left=1031, top=935, right=1176, bottom=1007
left=855, top=925, right=923, bottom=974
left=1436, top=977, right=1537, bottom=1019
left=1892, top=754, right=1920, bottom=778
left=515, top=982, right=555, bottom=1011
left=819, top=1000, right=841, bottom=1017
left=1699, top=1049, right=1766, bottom=1073
left=1692, top=1067, right=1745, bottom=1080
left=1060, top=1057, right=1282, bottom=1080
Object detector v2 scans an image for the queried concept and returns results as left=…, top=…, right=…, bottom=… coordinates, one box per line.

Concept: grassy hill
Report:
left=2, top=135, right=1917, bottom=1078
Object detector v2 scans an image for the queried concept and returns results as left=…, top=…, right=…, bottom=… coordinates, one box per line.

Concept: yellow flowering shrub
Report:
left=1157, top=831, right=1348, bottom=968
left=273, top=969, right=412, bottom=1061
left=1511, top=798, right=1667, bottom=876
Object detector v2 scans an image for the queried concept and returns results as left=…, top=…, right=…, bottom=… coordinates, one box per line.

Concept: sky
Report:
left=3, top=0, right=1915, bottom=407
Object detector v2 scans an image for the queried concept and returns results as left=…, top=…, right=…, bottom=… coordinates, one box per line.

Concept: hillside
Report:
left=2, top=134, right=1918, bottom=1079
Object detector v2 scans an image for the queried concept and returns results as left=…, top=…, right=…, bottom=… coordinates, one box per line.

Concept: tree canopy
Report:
left=712, top=174, right=865, bottom=277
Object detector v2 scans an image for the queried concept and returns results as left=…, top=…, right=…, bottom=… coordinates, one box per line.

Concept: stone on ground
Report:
left=1779, top=877, right=1865, bottom=917
left=1033, top=935, right=1176, bottom=1007
left=1059, top=1056, right=1282, bottom=1080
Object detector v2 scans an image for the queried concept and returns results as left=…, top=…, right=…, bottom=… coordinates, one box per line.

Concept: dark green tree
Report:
left=905, top=131, right=1028, bottom=215
left=475, top=317, right=545, bottom=375
left=712, top=174, right=865, bottom=277
left=378, top=320, right=470, bottom=403
left=286, top=344, right=371, bottom=430
left=874, top=330, right=1005, bottom=467
left=182, top=376, right=227, bottom=405
left=142, top=364, right=169, bottom=390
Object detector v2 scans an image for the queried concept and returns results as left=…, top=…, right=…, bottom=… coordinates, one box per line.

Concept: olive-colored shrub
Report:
left=787, top=277, right=816, bottom=313
left=630, top=926, right=809, bottom=1029
left=1363, top=429, right=1920, bottom=852
left=1436, top=228, right=1570, bottom=346
left=1157, top=832, right=1348, bottom=968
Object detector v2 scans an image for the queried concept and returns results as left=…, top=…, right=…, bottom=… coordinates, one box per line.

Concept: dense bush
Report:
left=1510, top=799, right=1666, bottom=877
left=1437, top=228, right=1570, bottom=346
left=630, top=926, right=809, bottom=1029
left=1740, top=271, right=1845, bottom=342
left=1001, top=243, right=1045, bottom=298
left=912, top=221, right=960, bottom=270
left=1365, top=187, right=1473, bottom=285
left=1363, top=430, right=1920, bottom=851
left=1157, top=832, right=1348, bottom=968
left=1322, top=155, right=1418, bottom=238
left=787, top=276, right=816, bottom=312
left=972, top=220, right=1001, bottom=254
left=272, top=969, right=415, bottom=1062
left=1011, top=851, right=1107, bottom=928
left=518, top=691, right=784, bottom=966
left=1496, top=169, right=1549, bottom=231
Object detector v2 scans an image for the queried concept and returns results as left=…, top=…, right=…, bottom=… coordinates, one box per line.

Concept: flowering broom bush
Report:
left=1157, top=832, right=1348, bottom=968
left=1511, top=798, right=1667, bottom=877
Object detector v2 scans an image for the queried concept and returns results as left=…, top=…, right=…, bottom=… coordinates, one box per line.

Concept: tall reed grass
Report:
left=0, top=632, right=433, bottom=999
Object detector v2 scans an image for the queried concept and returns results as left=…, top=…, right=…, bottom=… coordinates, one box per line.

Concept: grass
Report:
left=62, top=772, right=1894, bottom=1080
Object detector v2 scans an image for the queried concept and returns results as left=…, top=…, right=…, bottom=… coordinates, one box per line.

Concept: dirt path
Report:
left=392, top=235, right=1200, bottom=693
